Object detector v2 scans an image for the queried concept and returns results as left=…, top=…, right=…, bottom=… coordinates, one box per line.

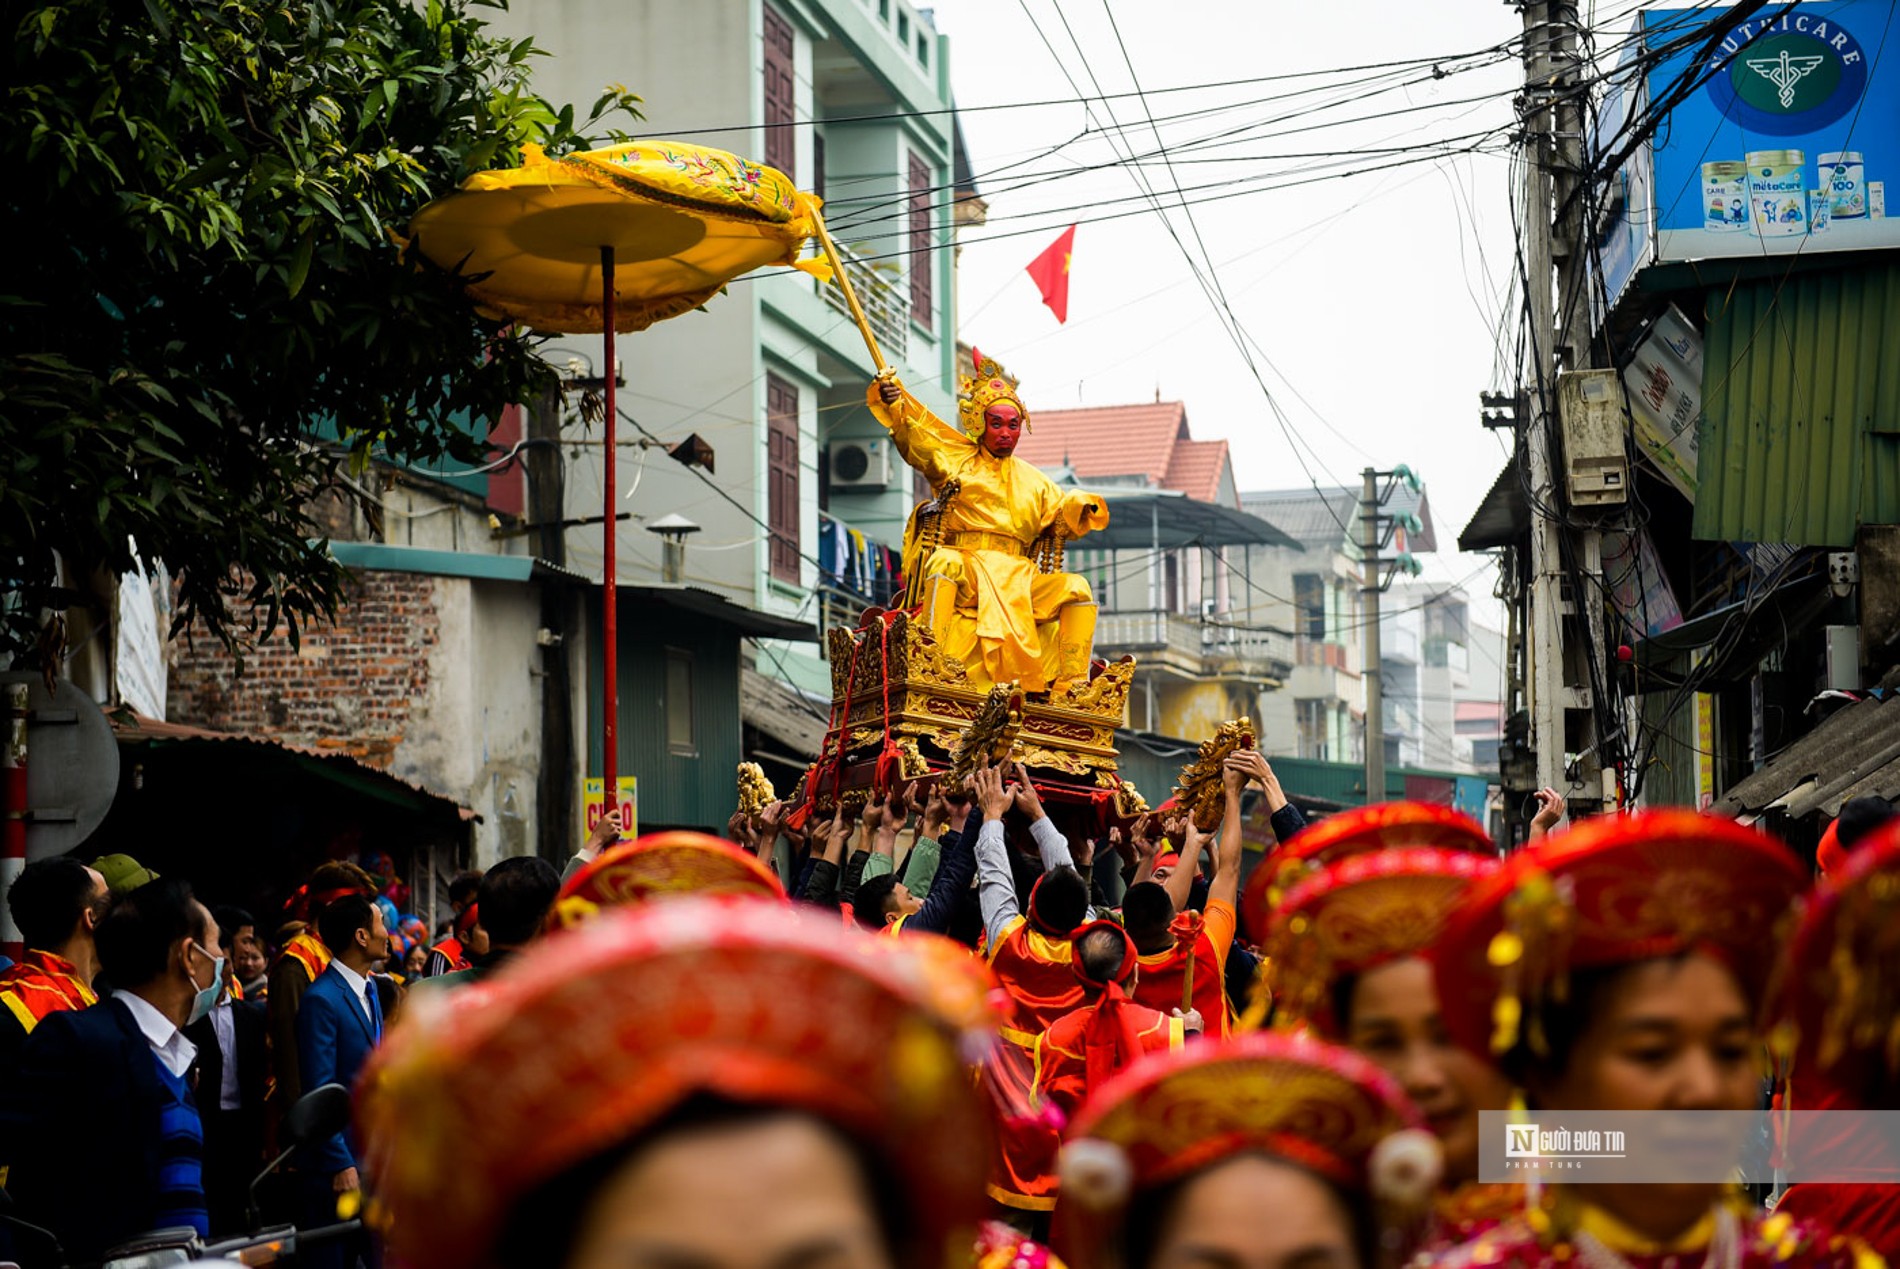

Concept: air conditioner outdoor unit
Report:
left=829, top=438, right=893, bottom=490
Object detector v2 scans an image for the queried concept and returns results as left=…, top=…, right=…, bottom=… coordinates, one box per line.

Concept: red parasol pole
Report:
left=601, top=246, right=618, bottom=806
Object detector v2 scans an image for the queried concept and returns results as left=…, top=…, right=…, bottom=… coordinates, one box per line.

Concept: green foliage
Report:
left=0, top=0, right=640, bottom=660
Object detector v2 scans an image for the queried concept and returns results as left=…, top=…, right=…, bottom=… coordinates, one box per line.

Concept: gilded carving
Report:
left=1172, top=718, right=1257, bottom=832
left=945, top=684, right=1025, bottom=788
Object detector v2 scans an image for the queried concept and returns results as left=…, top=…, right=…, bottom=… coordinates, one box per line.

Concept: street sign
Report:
left=0, top=672, right=120, bottom=859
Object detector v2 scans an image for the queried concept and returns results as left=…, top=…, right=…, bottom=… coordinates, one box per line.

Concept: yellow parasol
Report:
left=406, top=139, right=827, bottom=794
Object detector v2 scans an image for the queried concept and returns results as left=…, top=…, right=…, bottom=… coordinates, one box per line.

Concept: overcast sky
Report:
left=923, top=0, right=1592, bottom=637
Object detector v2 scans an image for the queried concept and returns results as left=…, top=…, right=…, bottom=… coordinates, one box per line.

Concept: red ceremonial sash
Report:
left=0, top=950, right=97, bottom=1035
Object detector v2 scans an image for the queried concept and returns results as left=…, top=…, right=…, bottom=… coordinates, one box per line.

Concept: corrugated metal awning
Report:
left=1459, top=461, right=1529, bottom=552
left=740, top=668, right=829, bottom=759
left=1718, top=694, right=1900, bottom=821
left=113, top=714, right=479, bottom=822
left=1695, top=261, right=1900, bottom=548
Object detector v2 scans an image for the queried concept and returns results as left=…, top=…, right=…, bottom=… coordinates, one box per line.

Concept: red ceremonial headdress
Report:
left=1431, top=809, right=1807, bottom=1064
left=359, top=897, right=999, bottom=1269
left=1263, top=847, right=1500, bottom=1037
left=1241, top=801, right=1494, bottom=940
left=1053, top=1032, right=1438, bottom=1266
left=1776, top=820, right=1900, bottom=1102
left=549, top=830, right=785, bottom=930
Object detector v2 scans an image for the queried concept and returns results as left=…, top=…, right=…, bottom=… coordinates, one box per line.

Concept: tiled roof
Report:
left=1018, top=402, right=1189, bottom=488
left=1240, top=487, right=1358, bottom=548
left=1240, top=484, right=1440, bottom=553
left=1164, top=438, right=1234, bottom=506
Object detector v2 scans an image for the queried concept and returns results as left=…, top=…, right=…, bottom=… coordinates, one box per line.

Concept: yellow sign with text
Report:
left=583, top=777, right=638, bottom=843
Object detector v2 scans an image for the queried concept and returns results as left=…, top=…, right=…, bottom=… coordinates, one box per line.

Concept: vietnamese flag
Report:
left=1025, top=226, right=1075, bottom=324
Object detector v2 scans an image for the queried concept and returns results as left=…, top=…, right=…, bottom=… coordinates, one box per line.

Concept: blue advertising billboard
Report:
left=1645, top=2, right=1898, bottom=261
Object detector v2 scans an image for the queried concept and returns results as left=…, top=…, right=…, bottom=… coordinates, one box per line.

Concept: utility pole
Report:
left=1361, top=467, right=1384, bottom=803
left=1518, top=0, right=1605, bottom=818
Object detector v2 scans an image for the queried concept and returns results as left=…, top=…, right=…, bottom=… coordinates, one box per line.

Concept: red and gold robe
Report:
left=1131, top=901, right=1235, bottom=1039
left=1433, top=1194, right=1883, bottom=1269
left=987, top=916, right=1085, bottom=1032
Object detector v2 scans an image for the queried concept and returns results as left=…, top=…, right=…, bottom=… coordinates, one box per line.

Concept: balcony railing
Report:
left=1094, top=610, right=1293, bottom=680
left=822, top=240, right=908, bottom=361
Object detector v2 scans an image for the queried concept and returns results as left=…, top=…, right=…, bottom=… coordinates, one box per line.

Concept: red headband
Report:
left=1071, top=920, right=1144, bottom=1090
left=1070, top=920, right=1138, bottom=988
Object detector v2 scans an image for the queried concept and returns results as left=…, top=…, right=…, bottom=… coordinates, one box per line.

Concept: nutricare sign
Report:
left=1595, top=0, right=1900, bottom=309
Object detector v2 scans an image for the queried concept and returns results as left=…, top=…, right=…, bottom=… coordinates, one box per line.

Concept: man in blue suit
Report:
left=295, top=893, right=389, bottom=1269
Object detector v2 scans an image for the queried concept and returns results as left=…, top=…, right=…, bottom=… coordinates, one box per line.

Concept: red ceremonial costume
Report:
left=986, top=876, right=1086, bottom=1031
left=1037, top=922, right=1185, bottom=1121
left=0, top=949, right=96, bottom=1036
left=1262, top=846, right=1516, bottom=1249
left=549, top=830, right=785, bottom=930
left=1130, top=901, right=1234, bottom=1039
left=1429, top=811, right=1876, bottom=1269
left=359, top=896, right=1020, bottom=1269
left=1052, top=1031, right=1438, bottom=1269
left=1771, top=821, right=1900, bottom=1260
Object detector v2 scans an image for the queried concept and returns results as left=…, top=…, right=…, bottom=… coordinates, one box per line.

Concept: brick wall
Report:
left=169, top=569, right=438, bottom=767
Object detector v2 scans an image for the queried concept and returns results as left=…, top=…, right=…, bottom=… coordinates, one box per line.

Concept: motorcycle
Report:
left=1, top=1083, right=363, bottom=1268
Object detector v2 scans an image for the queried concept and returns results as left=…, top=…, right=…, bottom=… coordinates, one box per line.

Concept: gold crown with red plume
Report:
left=957, top=346, right=1030, bottom=440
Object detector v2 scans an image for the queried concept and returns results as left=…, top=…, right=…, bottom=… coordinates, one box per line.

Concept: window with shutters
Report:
left=762, top=5, right=795, bottom=180
left=766, top=373, right=801, bottom=583
left=909, top=152, right=932, bottom=327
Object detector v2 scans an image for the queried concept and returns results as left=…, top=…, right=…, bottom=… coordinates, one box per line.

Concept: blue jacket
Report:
left=0, top=996, right=189, bottom=1264
left=294, top=964, right=381, bottom=1175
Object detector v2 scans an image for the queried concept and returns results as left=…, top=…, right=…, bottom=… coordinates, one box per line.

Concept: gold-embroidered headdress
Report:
left=957, top=346, right=1030, bottom=440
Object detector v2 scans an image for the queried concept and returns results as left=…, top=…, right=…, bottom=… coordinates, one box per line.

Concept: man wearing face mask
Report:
left=0, top=877, right=224, bottom=1260
left=870, top=351, right=1109, bottom=695
left=295, top=894, right=389, bottom=1269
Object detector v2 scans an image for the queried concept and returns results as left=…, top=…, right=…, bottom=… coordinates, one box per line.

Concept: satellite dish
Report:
left=0, top=673, right=121, bottom=860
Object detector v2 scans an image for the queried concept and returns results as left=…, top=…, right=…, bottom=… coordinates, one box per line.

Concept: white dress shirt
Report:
left=329, top=960, right=377, bottom=1031
left=210, top=997, right=241, bottom=1110
left=115, top=989, right=198, bottom=1080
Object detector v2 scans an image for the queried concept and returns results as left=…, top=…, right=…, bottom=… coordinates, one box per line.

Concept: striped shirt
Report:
left=149, top=1057, right=209, bottom=1237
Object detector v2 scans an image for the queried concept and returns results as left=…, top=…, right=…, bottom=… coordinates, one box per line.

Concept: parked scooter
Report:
left=1, top=1083, right=362, bottom=1268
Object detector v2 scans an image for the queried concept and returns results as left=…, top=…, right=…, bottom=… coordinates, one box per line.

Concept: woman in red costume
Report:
left=359, top=895, right=1062, bottom=1269
left=1429, top=810, right=1880, bottom=1269
left=1051, top=1031, right=1442, bottom=1269
left=1770, top=819, right=1900, bottom=1260
left=1254, top=834, right=1518, bottom=1250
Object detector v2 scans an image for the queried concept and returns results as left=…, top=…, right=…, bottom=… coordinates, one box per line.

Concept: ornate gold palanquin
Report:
left=802, top=609, right=1136, bottom=824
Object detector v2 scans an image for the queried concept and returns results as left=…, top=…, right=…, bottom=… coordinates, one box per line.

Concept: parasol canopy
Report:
left=406, top=139, right=826, bottom=333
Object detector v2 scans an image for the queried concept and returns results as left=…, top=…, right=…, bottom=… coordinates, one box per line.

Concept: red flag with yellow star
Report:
left=1025, top=225, right=1075, bottom=324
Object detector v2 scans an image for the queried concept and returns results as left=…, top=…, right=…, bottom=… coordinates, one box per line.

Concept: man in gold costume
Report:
left=869, top=351, right=1109, bottom=694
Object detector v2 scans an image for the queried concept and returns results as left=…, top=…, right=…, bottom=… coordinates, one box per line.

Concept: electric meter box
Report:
left=1557, top=370, right=1630, bottom=508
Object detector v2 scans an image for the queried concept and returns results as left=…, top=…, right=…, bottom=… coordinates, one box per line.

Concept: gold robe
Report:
left=866, top=380, right=1109, bottom=691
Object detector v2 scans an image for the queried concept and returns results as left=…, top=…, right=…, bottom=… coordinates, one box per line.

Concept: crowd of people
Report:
left=1, top=757, right=1898, bottom=1269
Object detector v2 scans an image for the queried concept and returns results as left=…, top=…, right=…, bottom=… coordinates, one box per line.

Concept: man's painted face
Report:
left=982, top=403, right=1023, bottom=458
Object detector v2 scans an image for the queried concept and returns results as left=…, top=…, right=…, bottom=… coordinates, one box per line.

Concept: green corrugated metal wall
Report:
left=1695, top=262, right=1900, bottom=547
left=586, top=604, right=743, bottom=832
left=1114, top=734, right=1466, bottom=812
